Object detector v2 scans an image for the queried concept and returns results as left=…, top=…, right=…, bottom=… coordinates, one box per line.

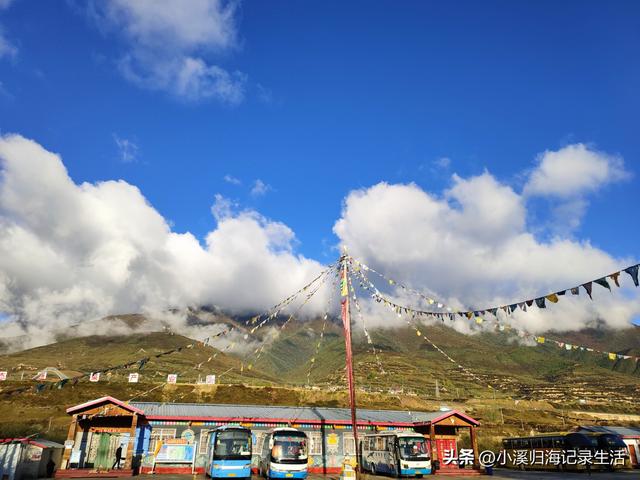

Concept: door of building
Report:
left=94, top=433, right=112, bottom=470
left=436, top=439, right=457, bottom=470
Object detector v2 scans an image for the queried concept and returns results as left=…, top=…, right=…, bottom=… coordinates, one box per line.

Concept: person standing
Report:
left=112, top=445, right=123, bottom=470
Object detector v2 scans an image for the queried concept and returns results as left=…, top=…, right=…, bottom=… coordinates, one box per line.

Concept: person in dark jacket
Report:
left=112, top=445, right=123, bottom=470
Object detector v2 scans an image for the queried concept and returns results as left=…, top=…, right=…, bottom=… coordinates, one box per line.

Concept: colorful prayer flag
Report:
left=624, top=264, right=639, bottom=287
left=594, top=277, right=611, bottom=291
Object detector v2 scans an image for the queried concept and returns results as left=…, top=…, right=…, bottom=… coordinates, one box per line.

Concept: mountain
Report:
left=1, top=321, right=639, bottom=450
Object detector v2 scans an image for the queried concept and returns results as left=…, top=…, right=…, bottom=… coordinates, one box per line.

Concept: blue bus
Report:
left=259, top=428, right=308, bottom=479
left=207, top=426, right=253, bottom=479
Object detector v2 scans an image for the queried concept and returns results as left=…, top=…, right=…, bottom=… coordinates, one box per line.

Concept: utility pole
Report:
left=435, top=379, right=440, bottom=399
left=340, top=253, right=359, bottom=476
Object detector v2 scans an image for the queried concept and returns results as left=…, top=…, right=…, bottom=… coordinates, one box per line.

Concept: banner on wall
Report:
left=128, top=373, right=139, bottom=383
left=0, top=371, right=7, bottom=381
left=205, top=374, right=216, bottom=385
left=167, top=374, right=178, bottom=384
left=89, top=372, right=100, bottom=382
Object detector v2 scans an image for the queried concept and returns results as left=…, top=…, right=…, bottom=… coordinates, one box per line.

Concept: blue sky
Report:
left=1, top=0, right=638, bottom=259
left=0, top=1, right=639, bottom=337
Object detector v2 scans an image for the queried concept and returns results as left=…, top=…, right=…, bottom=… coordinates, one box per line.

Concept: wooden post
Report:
left=470, top=426, right=479, bottom=470
left=429, top=423, right=437, bottom=471
left=340, top=254, right=359, bottom=476
left=61, top=414, right=79, bottom=469
left=124, top=413, right=138, bottom=470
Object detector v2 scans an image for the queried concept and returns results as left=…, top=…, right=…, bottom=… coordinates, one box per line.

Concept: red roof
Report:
left=0, top=438, right=63, bottom=448
left=66, top=396, right=144, bottom=415
left=413, top=410, right=480, bottom=427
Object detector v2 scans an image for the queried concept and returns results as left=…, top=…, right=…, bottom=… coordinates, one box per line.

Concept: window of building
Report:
left=375, top=436, right=384, bottom=451
left=199, top=430, right=211, bottom=455
left=149, top=428, right=176, bottom=453
left=309, top=433, right=323, bottom=455
left=343, top=434, right=356, bottom=456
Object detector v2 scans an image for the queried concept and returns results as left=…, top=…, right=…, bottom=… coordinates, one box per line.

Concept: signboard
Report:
left=153, top=442, right=197, bottom=474
left=0, top=371, right=6, bottom=381
left=205, top=374, right=216, bottom=385
left=181, top=430, right=195, bottom=443
left=36, top=371, right=47, bottom=381
left=128, top=373, right=139, bottom=383
left=89, top=372, right=100, bottom=382
left=167, top=374, right=177, bottom=384
left=27, top=446, right=42, bottom=461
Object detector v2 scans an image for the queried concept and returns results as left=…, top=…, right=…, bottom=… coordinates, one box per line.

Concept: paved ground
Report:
left=88, top=470, right=638, bottom=480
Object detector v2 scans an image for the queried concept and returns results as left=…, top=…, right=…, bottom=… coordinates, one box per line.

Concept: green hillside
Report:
left=1, top=321, right=639, bottom=451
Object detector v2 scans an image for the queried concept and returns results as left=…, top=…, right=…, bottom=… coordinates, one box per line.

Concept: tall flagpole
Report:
left=340, top=251, right=359, bottom=475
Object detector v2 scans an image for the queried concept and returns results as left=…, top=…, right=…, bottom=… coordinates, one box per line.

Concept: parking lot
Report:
left=90, top=470, right=638, bottom=480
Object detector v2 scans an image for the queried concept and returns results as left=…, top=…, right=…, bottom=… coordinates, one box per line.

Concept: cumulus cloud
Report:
left=91, top=0, right=246, bottom=103
left=335, top=175, right=639, bottom=335
left=0, top=134, right=326, bottom=348
left=0, top=135, right=636, bottom=351
left=524, top=144, right=629, bottom=198
left=523, top=144, right=630, bottom=234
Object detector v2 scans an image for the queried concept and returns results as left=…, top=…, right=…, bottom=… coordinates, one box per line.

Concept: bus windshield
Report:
left=214, top=430, right=252, bottom=460
left=271, top=434, right=308, bottom=464
left=398, top=437, right=429, bottom=461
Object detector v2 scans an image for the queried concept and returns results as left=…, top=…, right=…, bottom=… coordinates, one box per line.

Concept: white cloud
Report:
left=334, top=177, right=639, bottom=335
left=0, top=134, right=326, bottom=348
left=0, top=135, right=636, bottom=351
left=0, top=0, right=16, bottom=60
left=523, top=144, right=630, bottom=233
left=0, top=28, right=15, bottom=59
left=92, top=0, right=246, bottom=103
left=524, top=144, right=629, bottom=198
left=113, top=134, right=138, bottom=163
left=223, top=174, right=241, bottom=185
left=250, top=179, right=271, bottom=197
left=433, top=157, right=451, bottom=169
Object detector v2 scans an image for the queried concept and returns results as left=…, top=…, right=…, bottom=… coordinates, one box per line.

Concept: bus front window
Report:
left=214, top=431, right=252, bottom=460
left=271, top=435, right=307, bottom=464
left=398, top=437, right=429, bottom=461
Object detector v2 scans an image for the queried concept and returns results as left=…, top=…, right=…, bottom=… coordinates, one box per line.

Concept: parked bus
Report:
left=360, top=431, right=431, bottom=477
left=502, top=432, right=629, bottom=471
left=259, top=428, right=308, bottom=479
left=207, top=426, right=253, bottom=479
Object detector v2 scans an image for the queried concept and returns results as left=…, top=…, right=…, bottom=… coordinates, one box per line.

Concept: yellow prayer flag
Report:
left=416, top=330, right=422, bottom=336
left=546, top=293, right=559, bottom=303
left=537, top=336, right=545, bottom=344
left=608, top=352, right=616, bottom=360
left=475, top=317, right=483, bottom=324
